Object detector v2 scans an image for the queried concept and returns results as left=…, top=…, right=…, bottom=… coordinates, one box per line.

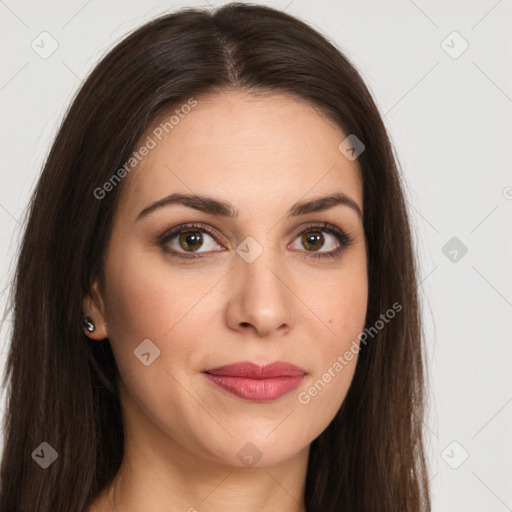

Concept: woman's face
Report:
left=84, top=91, right=368, bottom=469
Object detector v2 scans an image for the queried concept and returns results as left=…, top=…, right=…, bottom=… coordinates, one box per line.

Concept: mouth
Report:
left=202, top=361, right=307, bottom=402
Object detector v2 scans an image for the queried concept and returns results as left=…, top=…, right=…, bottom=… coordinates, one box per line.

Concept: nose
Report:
left=225, top=247, right=295, bottom=338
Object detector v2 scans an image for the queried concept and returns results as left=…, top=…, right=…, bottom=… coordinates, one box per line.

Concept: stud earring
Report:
left=82, top=316, right=95, bottom=333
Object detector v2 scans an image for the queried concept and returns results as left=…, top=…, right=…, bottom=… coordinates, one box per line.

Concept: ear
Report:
left=81, top=279, right=109, bottom=340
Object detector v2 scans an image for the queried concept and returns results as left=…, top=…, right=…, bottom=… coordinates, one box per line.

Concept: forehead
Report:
left=116, top=91, right=363, bottom=221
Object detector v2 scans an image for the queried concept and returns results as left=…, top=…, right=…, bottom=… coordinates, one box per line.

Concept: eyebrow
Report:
left=135, top=191, right=362, bottom=222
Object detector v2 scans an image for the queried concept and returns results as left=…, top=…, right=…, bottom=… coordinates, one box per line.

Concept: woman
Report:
left=0, top=3, right=431, bottom=511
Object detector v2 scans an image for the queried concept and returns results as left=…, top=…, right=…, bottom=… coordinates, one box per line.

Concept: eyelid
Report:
left=288, top=221, right=346, bottom=240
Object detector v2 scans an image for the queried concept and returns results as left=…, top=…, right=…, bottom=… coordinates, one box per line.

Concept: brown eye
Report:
left=177, top=230, right=204, bottom=252
left=158, top=223, right=225, bottom=259
left=301, top=231, right=325, bottom=251
left=289, top=223, right=353, bottom=260
left=158, top=222, right=352, bottom=261
left=292, top=229, right=341, bottom=254
left=167, top=229, right=223, bottom=254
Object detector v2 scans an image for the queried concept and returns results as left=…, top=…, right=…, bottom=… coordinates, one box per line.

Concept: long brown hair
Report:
left=0, top=3, right=431, bottom=511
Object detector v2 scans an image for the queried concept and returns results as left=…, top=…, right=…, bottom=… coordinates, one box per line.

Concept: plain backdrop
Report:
left=1, top=1, right=511, bottom=511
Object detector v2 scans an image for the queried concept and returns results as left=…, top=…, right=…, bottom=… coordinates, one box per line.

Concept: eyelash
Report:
left=156, top=221, right=354, bottom=261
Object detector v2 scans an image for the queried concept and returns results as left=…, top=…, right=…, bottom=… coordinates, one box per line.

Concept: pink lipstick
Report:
left=202, top=361, right=306, bottom=402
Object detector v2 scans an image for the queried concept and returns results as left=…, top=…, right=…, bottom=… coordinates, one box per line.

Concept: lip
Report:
left=202, top=361, right=307, bottom=402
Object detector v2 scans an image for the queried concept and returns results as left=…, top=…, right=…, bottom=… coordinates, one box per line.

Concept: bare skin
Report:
left=83, top=90, right=368, bottom=512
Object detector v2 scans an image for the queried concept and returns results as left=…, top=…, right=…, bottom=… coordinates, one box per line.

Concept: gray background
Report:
left=1, top=1, right=511, bottom=510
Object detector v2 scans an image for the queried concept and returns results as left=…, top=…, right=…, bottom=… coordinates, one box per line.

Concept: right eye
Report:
left=157, top=223, right=226, bottom=259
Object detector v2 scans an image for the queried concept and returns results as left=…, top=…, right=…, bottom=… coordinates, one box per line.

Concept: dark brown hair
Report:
left=0, top=3, right=430, bottom=511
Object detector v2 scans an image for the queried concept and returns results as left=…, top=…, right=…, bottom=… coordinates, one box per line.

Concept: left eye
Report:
left=290, top=229, right=340, bottom=253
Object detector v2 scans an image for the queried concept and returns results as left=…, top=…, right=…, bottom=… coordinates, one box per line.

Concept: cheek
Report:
left=103, top=246, right=214, bottom=336
left=296, top=295, right=365, bottom=435
left=333, top=286, right=368, bottom=345
left=301, top=259, right=367, bottom=412
left=101, top=245, right=228, bottom=388
left=311, top=254, right=368, bottom=348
